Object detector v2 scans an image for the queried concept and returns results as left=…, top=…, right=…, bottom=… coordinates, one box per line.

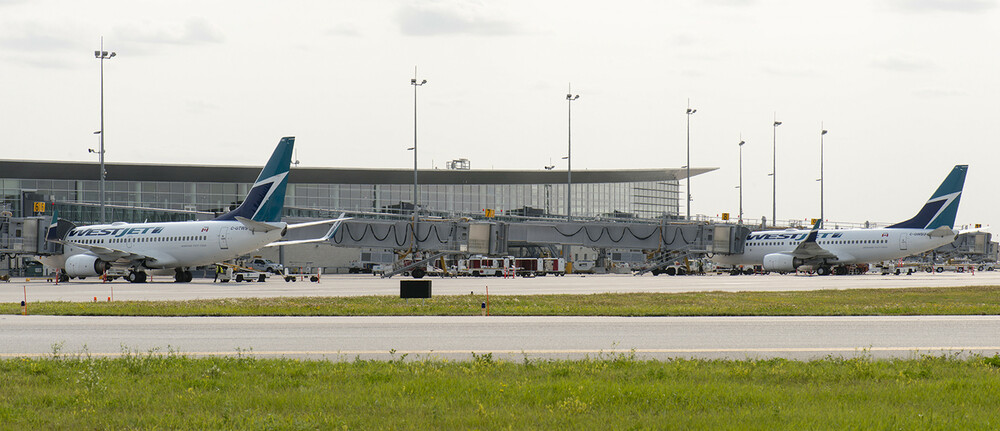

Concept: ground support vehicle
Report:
left=246, top=257, right=284, bottom=274
left=280, top=268, right=322, bottom=283
left=458, top=256, right=514, bottom=277
left=921, top=263, right=995, bottom=273
left=511, top=257, right=566, bottom=277
left=215, top=264, right=269, bottom=283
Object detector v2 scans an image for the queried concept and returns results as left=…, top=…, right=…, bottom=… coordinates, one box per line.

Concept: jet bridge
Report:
left=0, top=213, right=65, bottom=276
left=284, top=216, right=750, bottom=256
left=0, top=214, right=63, bottom=258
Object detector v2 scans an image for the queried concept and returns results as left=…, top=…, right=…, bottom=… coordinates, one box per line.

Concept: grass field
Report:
left=2, top=351, right=999, bottom=429
left=4, top=286, right=1000, bottom=316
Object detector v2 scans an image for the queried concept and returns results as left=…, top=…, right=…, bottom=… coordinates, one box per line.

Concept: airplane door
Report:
left=219, top=227, right=229, bottom=250
left=899, top=234, right=908, bottom=251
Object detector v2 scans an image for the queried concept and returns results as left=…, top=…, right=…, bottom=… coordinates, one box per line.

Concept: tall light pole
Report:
left=566, top=88, right=579, bottom=221
left=771, top=115, right=782, bottom=227
left=738, top=138, right=745, bottom=224
left=686, top=101, right=696, bottom=221
left=409, top=73, right=426, bottom=216
left=95, top=38, right=115, bottom=224
left=409, top=71, right=426, bottom=256
left=820, top=125, right=828, bottom=223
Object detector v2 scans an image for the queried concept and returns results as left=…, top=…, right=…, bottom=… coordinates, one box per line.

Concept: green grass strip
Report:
left=4, top=286, right=1000, bottom=316
left=3, top=352, right=1000, bottom=429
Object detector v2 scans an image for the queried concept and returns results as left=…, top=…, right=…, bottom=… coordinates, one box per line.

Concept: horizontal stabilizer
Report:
left=928, top=226, right=957, bottom=238
left=235, top=216, right=283, bottom=233
left=266, top=214, right=348, bottom=247
left=286, top=214, right=351, bottom=230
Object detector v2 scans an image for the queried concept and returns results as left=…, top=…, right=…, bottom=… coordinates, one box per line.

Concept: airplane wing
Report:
left=54, top=240, right=160, bottom=265
left=266, top=215, right=348, bottom=247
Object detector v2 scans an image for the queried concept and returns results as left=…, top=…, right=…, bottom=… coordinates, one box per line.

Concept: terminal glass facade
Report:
left=2, top=178, right=680, bottom=223
left=289, top=182, right=679, bottom=219
left=0, top=161, right=694, bottom=224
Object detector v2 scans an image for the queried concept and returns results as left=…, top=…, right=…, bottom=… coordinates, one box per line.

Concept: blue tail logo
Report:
left=215, top=137, right=294, bottom=223
left=888, top=165, right=967, bottom=230
left=46, top=207, right=61, bottom=241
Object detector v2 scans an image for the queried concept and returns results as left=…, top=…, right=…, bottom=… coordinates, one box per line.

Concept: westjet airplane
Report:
left=712, top=165, right=968, bottom=275
left=39, top=137, right=346, bottom=283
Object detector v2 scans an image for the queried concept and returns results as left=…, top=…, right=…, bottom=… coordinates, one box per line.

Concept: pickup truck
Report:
left=246, top=258, right=284, bottom=274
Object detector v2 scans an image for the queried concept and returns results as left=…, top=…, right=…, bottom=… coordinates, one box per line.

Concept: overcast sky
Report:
left=2, top=0, right=998, bottom=230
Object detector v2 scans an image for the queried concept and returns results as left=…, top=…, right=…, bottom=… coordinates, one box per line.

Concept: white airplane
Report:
left=39, top=137, right=347, bottom=283
left=712, top=165, right=968, bottom=275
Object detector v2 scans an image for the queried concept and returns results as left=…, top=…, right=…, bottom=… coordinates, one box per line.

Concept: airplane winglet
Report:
left=791, top=218, right=837, bottom=260
left=235, top=216, right=283, bottom=233
left=800, top=219, right=823, bottom=244
left=45, top=207, right=62, bottom=242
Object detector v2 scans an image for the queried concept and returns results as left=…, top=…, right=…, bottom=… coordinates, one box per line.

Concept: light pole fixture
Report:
left=738, top=137, right=745, bottom=224
left=820, top=125, right=828, bottom=224
left=686, top=101, right=696, bottom=221
left=566, top=88, right=580, bottom=221
left=771, top=115, right=782, bottom=227
left=95, top=38, right=115, bottom=224
left=410, top=73, right=427, bottom=217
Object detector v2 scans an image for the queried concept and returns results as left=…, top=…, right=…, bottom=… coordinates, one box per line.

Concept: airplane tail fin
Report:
left=215, top=137, right=294, bottom=223
left=887, top=165, right=968, bottom=230
left=45, top=207, right=61, bottom=241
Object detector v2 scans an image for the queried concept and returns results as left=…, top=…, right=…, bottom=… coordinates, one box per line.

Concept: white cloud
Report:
left=114, top=18, right=225, bottom=47
left=396, top=1, right=518, bottom=36
left=0, top=24, right=82, bottom=52
left=871, top=55, right=934, bottom=71
left=704, top=0, right=757, bottom=6
left=327, top=23, right=361, bottom=37
left=888, top=0, right=996, bottom=13
left=913, top=87, right=968, bottom=97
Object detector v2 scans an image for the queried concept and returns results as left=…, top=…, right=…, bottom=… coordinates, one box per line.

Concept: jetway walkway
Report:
left=0, top=214, right=62, bottom=259
left=284, top=217, right=751, bottom=256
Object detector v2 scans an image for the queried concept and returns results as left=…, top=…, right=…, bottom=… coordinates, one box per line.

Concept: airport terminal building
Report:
left=0, top=160, right=715, bottom=224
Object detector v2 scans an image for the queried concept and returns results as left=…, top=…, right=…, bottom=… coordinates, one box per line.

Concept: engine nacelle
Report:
left=762, top=253, right=799, bottom=272
left=65, top=254, right=112, bottom=277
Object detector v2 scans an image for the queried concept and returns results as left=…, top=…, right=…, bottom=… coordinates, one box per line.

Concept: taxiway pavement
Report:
left=3, top=315, right=999, bottom=361
left=3, top=271, right=1000, bottom=303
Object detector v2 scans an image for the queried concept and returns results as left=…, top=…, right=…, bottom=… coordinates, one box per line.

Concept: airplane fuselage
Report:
left=38, top=220, right=285, bottom=271
left=712, top=228, right=956, bottom=268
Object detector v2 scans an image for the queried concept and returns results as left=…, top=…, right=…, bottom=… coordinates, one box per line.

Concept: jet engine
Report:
left=762, top=253, right=799, bottom=272
left=65, top=254, right=112, bottom=277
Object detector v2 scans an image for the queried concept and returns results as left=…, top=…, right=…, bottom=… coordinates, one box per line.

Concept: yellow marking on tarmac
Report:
left=3, top=346, right=1000, bottom=358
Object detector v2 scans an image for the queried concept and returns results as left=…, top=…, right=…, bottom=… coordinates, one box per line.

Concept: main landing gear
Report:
left=815, top=265, right=852, bottom=276
left=174, top=269, right=193, bottom=283
left=126, top=270, right=147, bottom=283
